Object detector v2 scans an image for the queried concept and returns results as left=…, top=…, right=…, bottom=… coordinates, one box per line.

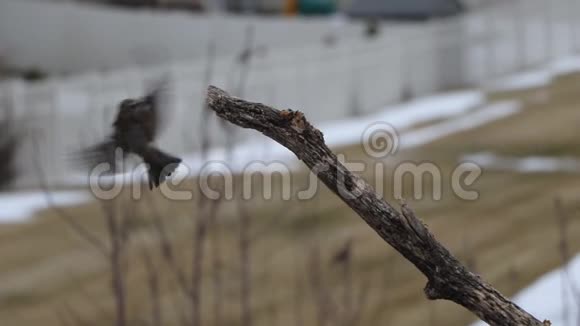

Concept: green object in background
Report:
left=299, top=0, right=336, bottom=15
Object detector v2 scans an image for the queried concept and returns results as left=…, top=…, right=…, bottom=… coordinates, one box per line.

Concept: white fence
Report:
left=0, top=0, right=579, bottom=188
left=0, top=0, right=363, bottom=73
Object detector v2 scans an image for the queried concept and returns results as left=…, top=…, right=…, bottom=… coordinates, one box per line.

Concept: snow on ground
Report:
left=490, top=70, right=552, bottom=93
left=552, top=56, right=580, bottom=76
left=318, top=90, right=485, bottom=148
left=402, top=101, right=521, bottom=149
left=0, top=191, right=93, bottom=223
left=463, top=152, right=580, bottom=174
left=489, top=55, right=580, bottom=92
left=471, top=253, right=580, bottom=326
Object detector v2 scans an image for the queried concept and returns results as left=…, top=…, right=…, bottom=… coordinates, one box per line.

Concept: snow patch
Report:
left=463, top=152, right=580, bottom=174
left=402, top=101, right=521, bottom=148
left=552, top=56, right=580, bottom=75
left=489, top=55, right=580, bottom=92
left=490, top=70, right=552, bottom=92
left=0, top=191, right=93, bottom=223
left=471, top=254, right=580, bottom=326
left=320, top=90, right=485, bottom=148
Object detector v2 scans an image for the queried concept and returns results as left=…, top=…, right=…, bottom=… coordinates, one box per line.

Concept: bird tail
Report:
left=142, top=147, right=182, bottom=190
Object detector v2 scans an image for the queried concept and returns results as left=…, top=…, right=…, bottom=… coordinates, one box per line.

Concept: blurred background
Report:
left=0, top=0, right=580, bottom=325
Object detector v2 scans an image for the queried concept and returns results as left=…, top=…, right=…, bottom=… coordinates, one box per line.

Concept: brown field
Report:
left=1, top=72, right=580, bottom=326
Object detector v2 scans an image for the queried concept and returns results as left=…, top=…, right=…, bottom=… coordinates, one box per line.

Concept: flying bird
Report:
left=79, top=81, right=182, bottom=189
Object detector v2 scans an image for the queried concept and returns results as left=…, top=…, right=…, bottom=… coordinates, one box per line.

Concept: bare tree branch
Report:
left=146, top=199, right=189, bottom=296
left=190, top=199, right=218, bottom=326
left=308, top=245, right=334, bottom=326
left=102, top=202, right=127, bottom=326
left=141, top=248, right=163, bottom=326
left=554, top=198, right=580, bottom=325
left=238, top=202, right=253, bottom=326
left=208, top=204, right=224, bottom=326
left=350, top=271, right=372, bottom=326
left=205, top=85, right=549, bottom=326
left=59, top=302, right=91, bottom=326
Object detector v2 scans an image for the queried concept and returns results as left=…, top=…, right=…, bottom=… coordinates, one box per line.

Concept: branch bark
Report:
left=205, top=86, right=549, bottom=326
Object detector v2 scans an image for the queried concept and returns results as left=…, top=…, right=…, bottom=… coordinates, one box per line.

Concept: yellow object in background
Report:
left=284, top=0, right=298, bottom=15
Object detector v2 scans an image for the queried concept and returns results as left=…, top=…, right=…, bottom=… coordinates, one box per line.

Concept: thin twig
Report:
left=60, top=302, right=90, bottom=326
left=102, top=202, right=127, bottom=326
left=554, top=198, right=580, bottom=325
left=190, top=199, right=218, bottom=326
left=308, top=245, right=338, bottom=326
left=147, top=199, right=189, bottom=295
left=239, top=202, right=253, bottom=326
left=142, top=248, right=163, bottom=326
left=351, top=276, right=372, bottom=326
left=236, top=25, right=255, bottom=98
left=209, top=202, right=224, bottom=326
left=293, top=251, right=305, bottom=326
left=200, top=38, right=217, bottom=155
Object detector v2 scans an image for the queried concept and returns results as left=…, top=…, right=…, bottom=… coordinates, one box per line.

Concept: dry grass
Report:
left=1, top=73, right=580, bottom=326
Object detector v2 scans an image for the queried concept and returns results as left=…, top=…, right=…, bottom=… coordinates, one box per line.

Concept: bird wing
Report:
left=74, top=138, right=124, bottom=175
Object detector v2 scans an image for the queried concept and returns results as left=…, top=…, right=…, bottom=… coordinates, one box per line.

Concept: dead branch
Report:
left=293, top=254, right=305, bottom=326
left=226, top=32, right=257, bottom=325
left=190, top=199, right=218, bottom=326
left=330, top=239, right=354, bottom=325
left=554, top=198, right=580, bottom=325
left=102, top=202, right=127, bottom=326
left=239, top=202, right=253, bottom=326
left=209, top=207, right=224, bottom=326
left=235, top=24, right=255, bottom=98
left=146, top=198, right=189, bottom=295
left=141, top=248, right=162, bottom=326
left=308, top=245, right=337, bottom=326
left=350, top=271, right=372, bottom=326
left=59, top=302, right=91, bottom=326
left=205, top=85, right=548, bottom=326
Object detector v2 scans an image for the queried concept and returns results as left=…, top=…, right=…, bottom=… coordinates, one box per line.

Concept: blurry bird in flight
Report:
left=79, top=80, right=182, bottom=189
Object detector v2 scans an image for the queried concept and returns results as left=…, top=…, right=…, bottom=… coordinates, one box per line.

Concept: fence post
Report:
left=571, top=0, right=580, bottom=53
left=484, top=6, right=496, bottom=82
left=399, top=32, right=413, bottom=101
left=514, top=0, right=526, bottom=71
left=544, top=0, right=554, bottom=63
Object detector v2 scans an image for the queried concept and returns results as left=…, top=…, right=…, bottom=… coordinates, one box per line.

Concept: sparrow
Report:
left=79, top=81, right=182, bottom=189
